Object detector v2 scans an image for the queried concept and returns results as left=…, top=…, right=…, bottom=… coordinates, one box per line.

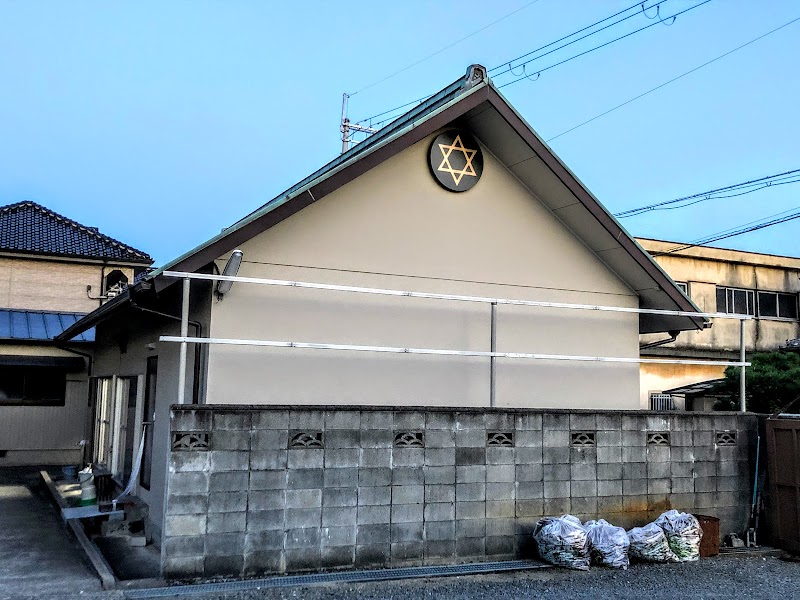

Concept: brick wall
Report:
left=163, top=406, right=756, bottom=579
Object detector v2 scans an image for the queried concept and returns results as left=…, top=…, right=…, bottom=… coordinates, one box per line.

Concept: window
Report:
left=716, top=287, right=755, bottom=316
left=758, top=291, right=798, bottom=320
left=675, top=282, right=689, bottom=296
left=0, top=366, right=66, bottom=406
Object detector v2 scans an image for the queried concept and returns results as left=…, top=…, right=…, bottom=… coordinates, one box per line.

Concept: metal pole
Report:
left=177, top=277, right=190, bottom=405
left=340, top=93, right=350, bottom=153
left=489, top=302, right=497, bottom=408
left=740, top=317, right=747, bottom=412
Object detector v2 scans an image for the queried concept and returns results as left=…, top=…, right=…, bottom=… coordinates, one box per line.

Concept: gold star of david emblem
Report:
left=437, top=134, right=478, bottom=186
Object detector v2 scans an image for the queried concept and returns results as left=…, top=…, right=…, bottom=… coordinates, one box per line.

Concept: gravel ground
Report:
left=10, top=555, right=797, bottom=600
left=148, top=555, right=796, bottom=600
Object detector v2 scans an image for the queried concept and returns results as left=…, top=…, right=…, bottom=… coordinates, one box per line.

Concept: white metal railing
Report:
left=158, top=271, right=751, bottom=411
left=650, top=393, right=676, bottom=411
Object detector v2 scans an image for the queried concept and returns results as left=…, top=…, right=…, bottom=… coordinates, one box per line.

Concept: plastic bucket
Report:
left=695, top=514, right=720, bottom=557
left=62, top=465, right=78, bottom=480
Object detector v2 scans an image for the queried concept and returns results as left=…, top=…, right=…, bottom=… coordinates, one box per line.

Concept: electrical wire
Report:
left=615, top=168, right=800, bottom=218
left=653, top=206, right=800, bottom=256
left=497, top=0, right=712, bottom=89
left=349, top=0, right=543, bottom=97
left=547, top=15, right=800, bottom=142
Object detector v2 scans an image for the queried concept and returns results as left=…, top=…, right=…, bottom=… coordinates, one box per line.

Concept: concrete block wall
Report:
left=163, top=406, right=756, bottom=579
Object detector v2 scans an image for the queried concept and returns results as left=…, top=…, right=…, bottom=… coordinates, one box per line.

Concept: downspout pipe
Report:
left=129, top=302, right=204, bottom=404
left=639, top=330, right=680, bottom=351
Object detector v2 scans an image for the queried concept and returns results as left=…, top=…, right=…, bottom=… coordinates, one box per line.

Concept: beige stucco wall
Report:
left=206, top=132, right=641, bottom=410
left=0, top=343, right=88, bottom=465
left=0, top=255, right=137, bottom=313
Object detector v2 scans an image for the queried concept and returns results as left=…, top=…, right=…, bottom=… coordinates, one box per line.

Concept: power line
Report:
left=349, top=0, right=543, bottom=97
left=615, top=168, right=800, bottom=218
left=653, top=206, right=800, bottom=256
left=547, top=15, right=800, bottom=142
left=497, top=0, right=712, bottom=89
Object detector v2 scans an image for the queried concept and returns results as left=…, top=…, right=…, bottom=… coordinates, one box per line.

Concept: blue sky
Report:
left=0, top=1, right=798, bottom=264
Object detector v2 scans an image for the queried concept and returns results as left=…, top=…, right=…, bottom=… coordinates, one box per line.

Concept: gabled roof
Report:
left=0, top=308, right=94, bottom=342
left=58, top=65, right=704, bottom=341
left=0, top=201, right=153, bottom=264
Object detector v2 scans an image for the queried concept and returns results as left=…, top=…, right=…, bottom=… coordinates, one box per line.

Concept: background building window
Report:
left=675, top=281, right=689, bottom=296
left=716, top=287, right=755, bottom=316
left=0, top=366, right=66, bottom=406
left=758, top=291, right=798, bottom=320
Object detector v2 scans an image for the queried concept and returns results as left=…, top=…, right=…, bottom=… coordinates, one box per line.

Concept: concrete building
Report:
left=0, top=200, right=152, bottom=466
left=55, top=66, right=725, bottom=561
left=637, top=238, right=800, bottom=410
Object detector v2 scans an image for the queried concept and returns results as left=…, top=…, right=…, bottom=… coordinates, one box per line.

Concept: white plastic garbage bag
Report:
left=627, top=522, right=679, bottom=563
left=585, top=519, right=630, bottom=569
left=532, top=514, right=591, bottom=570
left=655, top=510, right=703, bottom=562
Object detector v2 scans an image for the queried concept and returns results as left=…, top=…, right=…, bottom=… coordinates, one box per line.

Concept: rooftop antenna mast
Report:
left=340, top=93, right=377, bottom=154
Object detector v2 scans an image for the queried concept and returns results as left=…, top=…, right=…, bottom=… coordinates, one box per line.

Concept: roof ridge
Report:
left=0, top=200, right=153, bottom=262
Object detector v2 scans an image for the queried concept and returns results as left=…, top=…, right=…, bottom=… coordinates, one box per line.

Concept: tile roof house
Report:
left=0, top=199, right=152, bottom=466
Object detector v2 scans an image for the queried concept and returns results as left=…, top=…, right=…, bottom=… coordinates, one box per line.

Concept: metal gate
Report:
left=766, top=418, right=800, bottom=553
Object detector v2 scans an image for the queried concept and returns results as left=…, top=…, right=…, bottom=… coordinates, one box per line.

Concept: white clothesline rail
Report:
left=159, top=335, right=750, bottom=368
left=161, top=270, right=751, bottom=321
left=161, top=270, right=751, bottom=411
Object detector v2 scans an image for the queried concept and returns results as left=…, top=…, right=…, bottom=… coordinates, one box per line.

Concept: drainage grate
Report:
left=125, top=560, right=546, bottom=598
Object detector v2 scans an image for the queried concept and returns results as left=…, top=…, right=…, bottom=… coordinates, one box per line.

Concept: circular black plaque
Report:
left=428, top=130, right=483, bottom=192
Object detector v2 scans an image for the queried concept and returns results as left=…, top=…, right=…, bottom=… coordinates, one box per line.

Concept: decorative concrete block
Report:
left=392, top=485, right=424, bottom=505
left=323, top=487, right=357, bottom=507
left=486, top=465, right=515, bottom=483
left=356, top=523, right=391, bottom=545
left=209, top=492, right=248, bottom=513
left=250, top=450, right=287, bottom=471
left=208, top=512, right=247, bottom=534
left=250, top=470, right=287, bottom=491
left=424, top=466, right=455, bottom=485
left=392, top=466, right=424, bottom=485
left=358, top=486, right=391, bottom=506
left=251, top=430, right=287, bottom=451
left=170, top=471, right=210, bottom=495
left=288, top=468, right=323, bottom=489
left=285, top=508, right=322, bottom=529
left=251, top=410, right=289, bottom=430
left=324, top=449, right=360, bottom=469
left=391, top=503, right=424, bottom=523
left=324, top=468, right=358, bottom=488
left=214, top=412, right=252, bottom=431
left=246, top=509, right=284, bottom=532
